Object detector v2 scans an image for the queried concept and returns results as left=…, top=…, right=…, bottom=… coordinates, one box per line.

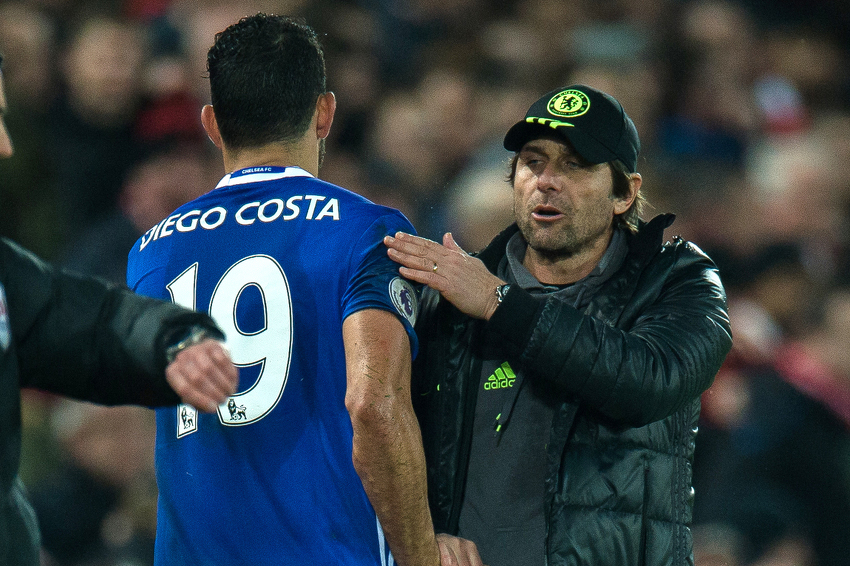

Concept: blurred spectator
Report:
left=30, top=401, right=159, bottom=566
left=0, top=2, right=57, bottom=112
left=760, top=27, right=849, bottom=112
left=693, top=242, right=850, bottom=566
left=658, top=0, right=761, bottom=168
left=62, top=141, right=216, bottom=284
left=364, top=89, right=439, bottom=232
left=369, top=0, right=488, bottom=86
left=442, top=148, right=514, bottom=253
left=0, top=2, right=61, bottom=259
left=48, top=11, right=149, bottom=245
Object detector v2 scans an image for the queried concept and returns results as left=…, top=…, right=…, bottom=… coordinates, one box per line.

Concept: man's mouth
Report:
left=531, top=205, right=564, bottom=221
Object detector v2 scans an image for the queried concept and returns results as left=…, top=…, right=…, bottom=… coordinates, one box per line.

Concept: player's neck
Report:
left=222, top=140, right=320, bottom=177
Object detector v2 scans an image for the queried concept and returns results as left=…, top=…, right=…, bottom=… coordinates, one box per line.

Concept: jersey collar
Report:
left=215, top=166, right=314, bottom=189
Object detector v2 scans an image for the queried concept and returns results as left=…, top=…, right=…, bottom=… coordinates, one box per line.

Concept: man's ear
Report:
left=315, top=92, right=336, bottom=140
left=613, top=173, right=642, bottom=215
left=201, top=104, right=224, bottom=149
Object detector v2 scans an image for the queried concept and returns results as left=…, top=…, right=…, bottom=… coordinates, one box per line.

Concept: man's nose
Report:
left=536, top=163, right=561, bottom=192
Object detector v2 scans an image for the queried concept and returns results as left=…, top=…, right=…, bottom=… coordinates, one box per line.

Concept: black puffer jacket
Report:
left=0, top=237, right=223, bottom=566
left=412, top=215, right=732, bottom=565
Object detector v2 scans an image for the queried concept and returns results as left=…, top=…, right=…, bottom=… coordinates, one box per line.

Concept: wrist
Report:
left=165, top=324, right=215, bottom=363
left=486, top=283, right=511, bottom=320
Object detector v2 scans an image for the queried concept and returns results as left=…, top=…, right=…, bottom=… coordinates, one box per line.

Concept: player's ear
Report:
left=613, top=173, right=641, bottom=215
left=201, top=105, right=224, bottom=149
left=315, top=92, right=336, bottom=140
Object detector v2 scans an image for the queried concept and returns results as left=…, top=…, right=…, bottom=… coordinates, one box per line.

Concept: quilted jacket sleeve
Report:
left=487, top=242, right=732, bottom=426
left=2, top=237, right=222, bottom=406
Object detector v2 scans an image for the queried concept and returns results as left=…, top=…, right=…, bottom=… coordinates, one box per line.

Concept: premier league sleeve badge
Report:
left=388, top=277, right=418, bottom=327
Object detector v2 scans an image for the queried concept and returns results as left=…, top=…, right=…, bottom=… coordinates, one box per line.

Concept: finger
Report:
left=438, top=542, right=459, bottom=566
left=178, top=372, right=224, bottom=413
left=387, top=232, right=441, bottom=257
left=387, top=247, right=439, bottom=274
left=168, top=371, right=220, bottom=413
left=183, top=350, right=234, bottom=402
left=169, top=354, right=233, bottom=412
left=208, top=368, right=239, bottom=405
left=393, top=231, right=433, bottom=246
left=442, top=232, right=467, bottom=255
left=188, top=393, right=220, bottom=414
left=384, top=233, right=422, bottom=254
left=203, top=341, right=239, bottom=395
left=456, top=538, right=484, bottom=566
left=398, top=266, right=441, bottom=290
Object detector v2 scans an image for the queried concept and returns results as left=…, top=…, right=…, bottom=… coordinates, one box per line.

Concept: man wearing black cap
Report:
left=384, top=85, right=733, bottom=565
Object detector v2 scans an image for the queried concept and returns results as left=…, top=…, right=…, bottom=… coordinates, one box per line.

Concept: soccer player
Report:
left=127, top=14, right=444, bottom=565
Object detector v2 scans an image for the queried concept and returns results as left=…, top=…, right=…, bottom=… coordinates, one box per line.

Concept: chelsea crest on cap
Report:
left=503, top=85, right=641, bottom=173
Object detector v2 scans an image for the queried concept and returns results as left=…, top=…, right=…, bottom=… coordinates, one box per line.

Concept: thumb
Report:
left=439, top=544, right=458, bottom=566
left=443, top=232, right=466, bottom=255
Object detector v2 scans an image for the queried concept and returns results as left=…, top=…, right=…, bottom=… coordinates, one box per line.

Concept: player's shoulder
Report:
left=310, top=177, right=412, bottom=226
left=308, top=175, right=375, bottom=205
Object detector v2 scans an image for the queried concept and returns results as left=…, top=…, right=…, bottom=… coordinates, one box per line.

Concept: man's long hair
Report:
left=206, top=14, right=327, bottom=150
left=609, top=159, right=645, bottom=233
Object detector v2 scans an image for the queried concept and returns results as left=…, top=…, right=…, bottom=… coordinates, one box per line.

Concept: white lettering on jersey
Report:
left=236, top=202, right=260, bottom=225
left=160, top=213, right=181, bottom=237
left=258, top=199, right=284, bottom=222
left=304, top=195, right=325, bottom=220
left=201, top=207, right=227, bottom=230
left=138, top=197, right=341, bottom=251
left=316, top=198, right=340, bottom=220
left=177, top=210, right=201, bottom=232
left=284, top=196, right=302, bottom=220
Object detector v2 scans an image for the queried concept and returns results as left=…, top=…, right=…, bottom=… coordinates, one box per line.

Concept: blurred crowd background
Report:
left=1, top=0, right=849, bottom=564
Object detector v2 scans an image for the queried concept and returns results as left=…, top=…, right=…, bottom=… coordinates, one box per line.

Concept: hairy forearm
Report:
left=344, top=309, right=440, bottom=566
left=350, top=395, right=439, bottom=566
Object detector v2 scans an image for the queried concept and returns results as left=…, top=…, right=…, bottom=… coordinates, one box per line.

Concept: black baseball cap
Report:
left=503, top=84, right=640, bottom=172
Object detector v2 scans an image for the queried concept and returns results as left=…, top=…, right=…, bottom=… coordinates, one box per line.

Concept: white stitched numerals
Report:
left=167, top=256, right=293, bottom=437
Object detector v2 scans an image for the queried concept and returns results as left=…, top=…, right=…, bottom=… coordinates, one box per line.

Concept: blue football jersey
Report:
left=127, top=166, right=419, bottom=565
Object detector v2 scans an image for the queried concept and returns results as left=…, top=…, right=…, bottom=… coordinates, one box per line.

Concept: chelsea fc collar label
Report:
left=0, top=283, right=10, bottom=352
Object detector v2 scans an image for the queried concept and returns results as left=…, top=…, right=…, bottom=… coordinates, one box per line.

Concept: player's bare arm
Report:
left=344, top=309, right=441, bottom=566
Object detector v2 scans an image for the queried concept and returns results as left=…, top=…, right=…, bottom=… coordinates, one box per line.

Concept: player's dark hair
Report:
left=206, top=14, right=327, bottom=150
